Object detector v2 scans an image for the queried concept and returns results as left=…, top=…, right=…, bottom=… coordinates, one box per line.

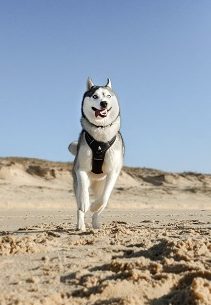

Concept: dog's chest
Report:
left=76, top=133, right=122, bottom=174
left=85, top=132, right=116, bottom=174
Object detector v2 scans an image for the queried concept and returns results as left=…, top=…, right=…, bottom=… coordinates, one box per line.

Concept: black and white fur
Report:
left=69, top=78, right=124, bottom=230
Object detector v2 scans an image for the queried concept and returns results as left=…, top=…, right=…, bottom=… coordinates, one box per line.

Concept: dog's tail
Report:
left=68, top=142, right=78, bottom=156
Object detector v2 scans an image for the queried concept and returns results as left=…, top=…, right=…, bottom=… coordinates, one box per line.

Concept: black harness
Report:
left=84, top=131, right=116, bottom=174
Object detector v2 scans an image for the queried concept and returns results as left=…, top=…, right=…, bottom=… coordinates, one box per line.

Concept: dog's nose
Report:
left=100, top=101, right=108, bottom=108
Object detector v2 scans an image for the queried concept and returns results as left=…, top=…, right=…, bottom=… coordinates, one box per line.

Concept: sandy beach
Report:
left=0, top=157, right=210, bottom=304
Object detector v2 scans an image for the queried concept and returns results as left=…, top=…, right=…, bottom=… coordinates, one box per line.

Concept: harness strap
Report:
left=84, top=131, right=116, bottom=174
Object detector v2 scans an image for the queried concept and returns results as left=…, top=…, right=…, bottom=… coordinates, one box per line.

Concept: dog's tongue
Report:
left=95, top=109, right=107, bottom=118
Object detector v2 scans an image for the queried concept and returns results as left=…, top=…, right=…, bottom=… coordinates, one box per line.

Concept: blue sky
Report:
left=0, top=0, right=211, bottom=173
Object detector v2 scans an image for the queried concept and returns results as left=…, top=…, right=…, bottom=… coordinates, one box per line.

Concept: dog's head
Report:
left=82, top=78, right=120, bottom=127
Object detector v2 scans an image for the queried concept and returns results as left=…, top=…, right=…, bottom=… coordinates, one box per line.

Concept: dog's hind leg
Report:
left=90, top=179, right=105, bottom=212
left=91, top=171, right=120, bottom=229
left=75, top=171, right=90, bottom=231
left=90, top=179, right=105, bottom=229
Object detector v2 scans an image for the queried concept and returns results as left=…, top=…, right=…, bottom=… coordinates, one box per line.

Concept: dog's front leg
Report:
left=76, top=170, right=90, bottom=231
left=92, top=170, right=120, bottom=229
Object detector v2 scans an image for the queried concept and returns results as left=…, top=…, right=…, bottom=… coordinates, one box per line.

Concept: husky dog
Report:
left=69, top=78, right=124, bottom=230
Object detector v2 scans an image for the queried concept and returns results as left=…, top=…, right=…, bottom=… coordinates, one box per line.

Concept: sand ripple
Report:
left=0, top=218, right=210, bottom=305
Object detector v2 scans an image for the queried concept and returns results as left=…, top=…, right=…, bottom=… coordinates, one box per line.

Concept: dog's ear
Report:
left=105, top=78, right=112, bottom=89
left=87, top=77, right=94, bottom=90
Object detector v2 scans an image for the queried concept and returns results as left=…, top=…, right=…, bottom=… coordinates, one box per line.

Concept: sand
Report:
left=0, top=157, right=211, bottom=304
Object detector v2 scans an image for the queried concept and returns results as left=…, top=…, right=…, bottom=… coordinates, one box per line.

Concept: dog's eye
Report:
left=93, top=95, right=98, bottom=99
left=107, top=94, right=111, bottom=98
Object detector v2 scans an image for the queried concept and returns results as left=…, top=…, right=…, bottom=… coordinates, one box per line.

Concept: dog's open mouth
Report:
left=92, top=107, right=112, bottom=118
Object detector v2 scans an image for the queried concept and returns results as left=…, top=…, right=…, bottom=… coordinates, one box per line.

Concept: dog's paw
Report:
left=92, top=214, right=101, bottom=229
left=76, top=223, right=86, bottom=231
left=77, top=209, right=86, bottom=231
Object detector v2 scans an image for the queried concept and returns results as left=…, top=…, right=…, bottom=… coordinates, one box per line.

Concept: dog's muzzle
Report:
left=92, top=107, right=112, bottom=118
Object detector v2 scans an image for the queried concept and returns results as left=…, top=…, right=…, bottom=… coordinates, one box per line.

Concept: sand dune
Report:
left=0, top=157, right=210, bottom=304
left=0, top=157, right=211, bottom=209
